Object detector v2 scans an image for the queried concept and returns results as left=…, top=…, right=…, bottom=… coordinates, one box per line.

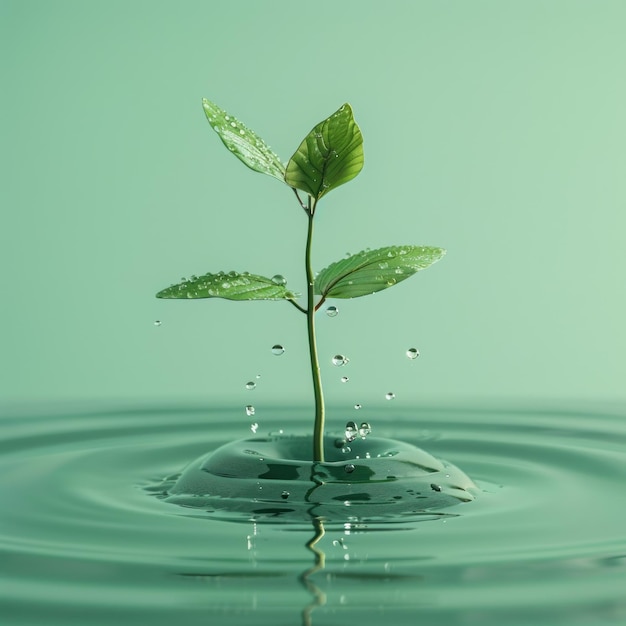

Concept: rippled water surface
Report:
left=1, top=403, right=625, bottom=625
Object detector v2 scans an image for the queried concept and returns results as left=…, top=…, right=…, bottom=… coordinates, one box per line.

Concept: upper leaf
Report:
left=156, top=271, right=298, bottom=301
left=202, top=99, right=286, bottom=183
left=315, top=246, right=446, bottom=299
left=285, top=104, right=363, bottom=200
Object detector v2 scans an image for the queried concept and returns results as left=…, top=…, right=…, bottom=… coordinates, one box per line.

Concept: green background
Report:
left=2, top=0, right=625, bottom=412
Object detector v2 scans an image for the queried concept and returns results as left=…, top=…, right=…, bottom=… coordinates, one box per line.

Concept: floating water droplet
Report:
left=354, top=404, right=362, bottom=410
left=245, top=381, right=256, bottom=390
left=153, top=320, right=162, bottom=326
left=271, top=274, right=286, bottom=285
left=345, top=464, right=355, bottom=474
left=430, top=483, right=442, bottom=492
left=255, top=374, right=261, bottom=379
left=345, top=421, right=357, bottom=442
left=281, top=491, right=290, bottom=499
left=245, top=405, right=255, bottom=416
left=358, top=422, right=371, bottom=438
left=332, top=354, right=349, bottom=366
left=406, top=348, right=420, bottom=360
left=250, top=422, right=259, bottom=434
left=326, top=305, right=339, bottom=317
left=341, top=376, right=349, bottom=383
left=271, top=344, right=285, bottom=356
left=385, top=392, right=396, bottom=400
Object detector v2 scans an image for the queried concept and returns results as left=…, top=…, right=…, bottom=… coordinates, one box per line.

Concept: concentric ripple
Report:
left=0, top=403, right=625, bottom=626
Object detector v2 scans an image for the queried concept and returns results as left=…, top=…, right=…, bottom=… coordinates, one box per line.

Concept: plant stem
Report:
left=305, top=197, right=325, bottom=462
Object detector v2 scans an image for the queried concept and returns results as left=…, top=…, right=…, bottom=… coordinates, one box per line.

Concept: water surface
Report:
left=1, top=403, right=625, bottom=625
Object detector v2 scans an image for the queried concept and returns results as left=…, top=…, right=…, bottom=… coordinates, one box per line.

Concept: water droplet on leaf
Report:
left=271, top=274, right=287, bottom=285
left=345, top=464, right=355, bottom=474
left=345, top=421, right=357, bottom=442
left=406, top=348, right=420, bottom=360
left=281, top=491, right=290, bottom=499
left=385, top=392, right=396, bottom=400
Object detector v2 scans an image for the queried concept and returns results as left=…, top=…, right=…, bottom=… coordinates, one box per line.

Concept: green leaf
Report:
left=156, top=271, right=298, bottom=301
left=315, top=246, right=446, bottom=299
left=202, top=98, right=286, bottom=182
left=285, top=103, right=363, bottom=200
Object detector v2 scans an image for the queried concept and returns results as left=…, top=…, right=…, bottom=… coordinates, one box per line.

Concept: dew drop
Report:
left=326, top=305, right=339, bottom=317
left=271, top=344, right=285, bottom=356
left=250, top=422, right=259, bottom=434
left=230, top=121, right=237, bottom=127
left=281, top=491, right=290, bottom=499
left=358, top=422, right=371, bottom=438
left=332, top=354, right=349, bottom=366
left=386, top=278, right=396, bottom=286
left=271, top=274, right=287, bottom=285
left=341, top=376, right=349, bottom=383
left=239, top=129, right=245, bottom=135
left=345, top=421, right=357, bottom=442
left=385, top=392, right=396, bottom=400
left=354, top=404, right=362, bottom=410
left=245, top=405, right=255, bottom=416
left=245, top=381, right=256, bottom=390
left=406, top=348, right=420, bottom=360
left=344, top=464, right=355, bottom=474
left=153, top=320, right=162, bottom=326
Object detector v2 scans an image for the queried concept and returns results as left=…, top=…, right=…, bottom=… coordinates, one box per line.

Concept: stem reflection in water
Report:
left=299, top=518, right=327, bottom=626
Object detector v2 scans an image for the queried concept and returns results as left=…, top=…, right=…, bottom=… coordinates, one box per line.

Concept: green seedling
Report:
left=157, top=99, right=445, bottom=463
